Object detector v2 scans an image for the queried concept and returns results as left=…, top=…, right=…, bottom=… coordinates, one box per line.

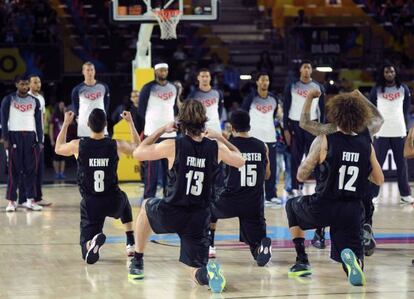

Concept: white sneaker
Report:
left=126, top=244, right=135, bottom=257
left=23, top=199, right=43, bottom=211
left=268, top=197, right=283, bottom=205
left=5, top=201, right=17, bottom=212
left=209, top=246, right=216, bottom=258
left=400, top=196, right=414, bottom=204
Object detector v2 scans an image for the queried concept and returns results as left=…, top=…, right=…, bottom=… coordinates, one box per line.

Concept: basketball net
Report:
left=153, top=9, right=182, bottom=40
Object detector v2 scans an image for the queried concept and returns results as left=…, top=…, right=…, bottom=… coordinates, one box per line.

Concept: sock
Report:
left=134, top=252, right=143, bottom=261
left=210, top=229, right=215, bottom=247
left=126, top=231, right=135, bottom=245
left=293, top=238, right=308, bottom=262
left=195, top=266, right=209, bottom=285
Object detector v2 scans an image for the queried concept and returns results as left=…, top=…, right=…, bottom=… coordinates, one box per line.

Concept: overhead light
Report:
left=240, top=75, right=252, bottom=80
left=329, top=80, right=334, bottom=85
left=316, top=66, right=333, bottom=72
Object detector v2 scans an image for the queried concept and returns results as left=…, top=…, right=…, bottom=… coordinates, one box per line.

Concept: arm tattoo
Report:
left=300, top=111, right=337, bottom=136
left=297, top=135, right=324, bottom=181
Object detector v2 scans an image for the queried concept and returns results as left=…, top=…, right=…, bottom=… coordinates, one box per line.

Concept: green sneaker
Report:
left=128, top=257, right=144, bottom=280
left=288, top=260, right=312, bottom=278
left=206, top=261, right=226, bottom=293
left=341, top=248, right=365, bottom=286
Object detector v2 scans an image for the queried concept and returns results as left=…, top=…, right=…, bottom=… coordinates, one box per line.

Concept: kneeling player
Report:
left=55, top=109, right=140, bottom=264
left=210, top=110, right=272, bottom=266
left=285, top=92, right=384, bottom=286
left=128, top=100, right=244, bottom=293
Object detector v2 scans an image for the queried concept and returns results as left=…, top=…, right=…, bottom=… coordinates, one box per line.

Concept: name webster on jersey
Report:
left=242, top=152, right=262, bottom=161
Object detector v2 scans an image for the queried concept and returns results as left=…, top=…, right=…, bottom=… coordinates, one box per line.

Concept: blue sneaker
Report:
left=206, top=261, right=226, bottom=293
left=341, top=248, right=366, bottom=286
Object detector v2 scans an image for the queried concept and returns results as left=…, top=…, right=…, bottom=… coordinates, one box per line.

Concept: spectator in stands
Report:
left=256, top=51, right=274, bottom=74
left=369, top=62, right=413, bottom=204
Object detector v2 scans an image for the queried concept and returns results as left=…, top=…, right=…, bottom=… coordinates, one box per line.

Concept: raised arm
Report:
left=353, top=89, right=384, bottom=138
left=133, top=122, right=176, bottom=163
left=297, top=135, right=326, bottom=182
left=55, top=111, right=79, bottom=157
left=205, top=129, right=244, bottom=168
left=116, top=111, right=141, bottom=156
left=299, top=89, right=337, bottom=136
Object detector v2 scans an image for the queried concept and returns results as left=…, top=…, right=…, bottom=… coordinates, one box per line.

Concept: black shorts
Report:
left=286, top=195, right=364, bottom=262
left=80, top=190, right=132, bottom=245
left=211, top=194, right=266, bottom=249
left=145, top=198, right=210, bottom=268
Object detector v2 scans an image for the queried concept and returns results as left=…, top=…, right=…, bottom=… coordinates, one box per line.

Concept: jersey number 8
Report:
left=94, top=170, right=105, bottom=192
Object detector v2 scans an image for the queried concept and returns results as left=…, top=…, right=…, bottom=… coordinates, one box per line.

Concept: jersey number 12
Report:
left=185, top=170, right=204, bottom=196
left=338, top=165, right=359, bottom=191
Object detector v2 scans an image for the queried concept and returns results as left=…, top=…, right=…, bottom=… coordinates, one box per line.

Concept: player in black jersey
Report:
left=128, top=100, right=244, bottom=293
left=55, top=109, right=140, bottom=264
left=285, top=92, right=384, bottom=286
left=300, top=89, right=384, bottom=255
left=210, top=110, right=272, bottom=266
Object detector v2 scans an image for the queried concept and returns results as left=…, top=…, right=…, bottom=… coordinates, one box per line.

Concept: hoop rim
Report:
left=153, top=9, right=182, bottom=20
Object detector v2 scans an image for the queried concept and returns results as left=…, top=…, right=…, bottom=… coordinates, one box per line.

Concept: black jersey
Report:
left=77, top=137, right=119, bottom=198
left=165, top=135, right=218, bottom=208
left=315, top=132, right=371, bottom=201
left=220, top=137, right=267, bottom=201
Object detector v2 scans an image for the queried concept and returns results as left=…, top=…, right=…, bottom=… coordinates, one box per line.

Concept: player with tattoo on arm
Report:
left=299, top=89, right=384, bottom=255
left=286, top=92, right=384, bottom=286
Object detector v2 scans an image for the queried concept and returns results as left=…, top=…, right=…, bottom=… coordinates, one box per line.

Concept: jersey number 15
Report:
left=239, top=164, right=257, bottom=187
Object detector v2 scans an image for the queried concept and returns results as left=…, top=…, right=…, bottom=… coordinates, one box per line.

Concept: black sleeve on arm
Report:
left=34, top=98, right=44, bottom=143
left=137, top=83, right=152, bottom=133
left=71, top=85, right=80, bottom=115
left=283, top=83, right=292, bottom=129
left=218, top=90, right=224, bottom=118
left=318, top=84, right=326, bottom=123
left=403, top=84, right=411, bottom=129
left=173, top=84, right=178, bottom=116
left=241, top=92, right=254, bottom=111
left=1, top=95, right=11, bottom=141
left=369, top=86, right=378, bottom=106
left=104, top=83, right=110, bottom=113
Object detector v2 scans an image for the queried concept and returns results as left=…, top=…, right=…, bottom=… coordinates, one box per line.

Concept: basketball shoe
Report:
left=85, top=233, right=106, bottom=264
left=256, top=237, right=272, bottom=266
left=129, top=257, right=144, bottom=280
left=341, top=248, right=365, bottom=286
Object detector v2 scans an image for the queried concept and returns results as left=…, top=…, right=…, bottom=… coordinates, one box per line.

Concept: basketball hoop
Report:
left=153, top=9, right=182, bottom=40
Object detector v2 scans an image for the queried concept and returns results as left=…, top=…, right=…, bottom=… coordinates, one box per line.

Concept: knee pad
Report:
left=120, top=200, right=133, bottom=224
left=285, top=198, right=298, bottom=228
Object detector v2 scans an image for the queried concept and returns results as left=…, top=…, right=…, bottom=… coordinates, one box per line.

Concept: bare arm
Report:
left=297, top=135, right=326, bottom=182
left=368, top=144, right=384, bottom=186
left=300, top=89, right=337, bottom=136
left=55, top=111, right=79, bottom=157
left=264, top=143, right=271, bottom=180
left=133, top=122, right=176, bottom=162
left=352, top=90, right=384, bottom=137
left=116, top=111, right=141, bottom=156
left=49, top=123, right=55, bottom=146
left=205, top=129, right=244, bottom=168
left=217, top=141, right=245, bottom=168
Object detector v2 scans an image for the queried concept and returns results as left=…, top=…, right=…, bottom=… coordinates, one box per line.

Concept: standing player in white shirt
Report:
left=19, top=75, right=51, bottom=206
left=71, top=62, right=110, bottom=137
left=137, top=63, right=178, bottom=199
left=369, top=62, right=413, bottom=203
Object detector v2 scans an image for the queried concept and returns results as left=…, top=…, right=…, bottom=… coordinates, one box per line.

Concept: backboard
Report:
left=111, top=0, right=219, bottom=22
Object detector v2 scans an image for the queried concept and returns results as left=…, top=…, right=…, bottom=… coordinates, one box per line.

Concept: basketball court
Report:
left=1, top=182, right=413, bottom=298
